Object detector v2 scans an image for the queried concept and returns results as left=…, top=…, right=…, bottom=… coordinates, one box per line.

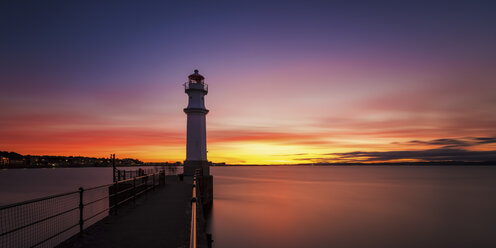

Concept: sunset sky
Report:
left=1, top=1, right=496, bottom=163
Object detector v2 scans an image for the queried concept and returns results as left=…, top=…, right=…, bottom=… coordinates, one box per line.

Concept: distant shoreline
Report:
left=2, top=150, right=495, bottom=168
left=216, top=162, right=496, bottom=166
left=2, top=161, right=496, bottom=169
left=0, top=164, right=174, bottom=169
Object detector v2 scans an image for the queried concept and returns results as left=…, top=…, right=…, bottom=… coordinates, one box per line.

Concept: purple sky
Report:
left=1, top=1, right=496, bottom=163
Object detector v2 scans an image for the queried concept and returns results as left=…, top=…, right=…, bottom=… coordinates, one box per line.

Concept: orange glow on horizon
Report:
left=2, top=60, right=495, bottom=164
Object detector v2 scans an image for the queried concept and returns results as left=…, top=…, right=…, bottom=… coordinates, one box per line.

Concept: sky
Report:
left=1, top=0, right=496, bottom=163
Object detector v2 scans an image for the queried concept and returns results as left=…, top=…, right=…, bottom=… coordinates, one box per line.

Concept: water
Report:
left=209, top=166, right=496, bottom=248
left=1, top=166, right=496, bottom=247
left=0, top=166, right=176, bottom=205
left=0, top=168, right=113, bottom=205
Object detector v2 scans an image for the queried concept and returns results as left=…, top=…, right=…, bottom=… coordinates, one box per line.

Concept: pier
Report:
left=0, top=168, right=213, bottom=248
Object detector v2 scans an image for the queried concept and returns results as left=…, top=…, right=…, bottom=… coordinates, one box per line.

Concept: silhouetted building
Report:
left=0, top=156, right=8, bottom=166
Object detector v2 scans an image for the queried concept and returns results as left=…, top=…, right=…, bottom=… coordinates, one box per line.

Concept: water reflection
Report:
left=0, top=168, right=112, bottom=205
left=210, top=166, right=496, bottom=248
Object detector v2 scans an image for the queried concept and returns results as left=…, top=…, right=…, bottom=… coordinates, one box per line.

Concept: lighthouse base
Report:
left=184, top=160, right=210, bottom=176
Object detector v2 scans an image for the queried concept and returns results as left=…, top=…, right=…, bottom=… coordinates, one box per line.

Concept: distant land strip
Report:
left=1, top=151, right=495, bottom=169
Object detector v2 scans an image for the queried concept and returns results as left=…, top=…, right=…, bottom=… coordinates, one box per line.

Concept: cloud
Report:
left=208, top=130, right=329, bottom=145
left=406, top=136, right=496, bottom=148
left=272, top=153, right=308, bottom=156
left=408, top=138, right=472, bottom=148
left=474, top=137, right=496, bottom=144
left=327, top=148, right=496, bottom=162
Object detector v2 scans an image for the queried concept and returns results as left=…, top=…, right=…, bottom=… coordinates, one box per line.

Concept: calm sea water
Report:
left=0, top=168, right=113, bottom=205
left=209, top=166, right=496, bottom=248
left=1, top=166, right=496, bottom=248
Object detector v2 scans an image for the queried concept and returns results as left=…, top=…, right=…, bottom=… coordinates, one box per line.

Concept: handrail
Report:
left=190, top=182, right=197, bottom=248
left=1, top=171, right=164, bottom=211
left=189, top=169, right=201, bottom=248
left=0, top=190, right=80, bottom=211
left=0, top=172, right=165, bottom=210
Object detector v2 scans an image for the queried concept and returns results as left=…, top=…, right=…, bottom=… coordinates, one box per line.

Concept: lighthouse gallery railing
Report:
left=183, top=82, right=208, bottom=91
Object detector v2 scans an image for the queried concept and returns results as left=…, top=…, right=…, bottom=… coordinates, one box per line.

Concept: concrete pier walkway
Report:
left=61, top=176, right=192, bottom=248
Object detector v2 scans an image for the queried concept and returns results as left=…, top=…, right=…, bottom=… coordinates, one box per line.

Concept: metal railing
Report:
left=189, top=169, right=202, bottom=248
left=184, top=82, right=208, bottom=92
left=114, top=166, right=183, bottom=182
left=0, top=170, right=166, bottom=248
left=114, top=168, right=155, bottom=182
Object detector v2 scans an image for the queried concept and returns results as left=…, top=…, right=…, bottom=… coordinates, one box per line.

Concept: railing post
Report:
left=78, top=187, right=84, bottom=236
left=152, top=173, right=155, bottom=191
left=112, top=154, right=116, bottom=182
left=133, top=177, right=136, bottom=206
left=114, top=181, right=119, bottom=215
left=190, top=180, right=197, bottom=248
left=144, top=175, right=148, bottom=199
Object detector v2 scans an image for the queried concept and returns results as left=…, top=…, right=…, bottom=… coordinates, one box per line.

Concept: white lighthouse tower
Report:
left=183, top=70, right=210, bottom=176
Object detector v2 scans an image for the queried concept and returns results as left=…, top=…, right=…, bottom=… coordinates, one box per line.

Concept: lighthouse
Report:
left=183, top=70, right=210, bottom=176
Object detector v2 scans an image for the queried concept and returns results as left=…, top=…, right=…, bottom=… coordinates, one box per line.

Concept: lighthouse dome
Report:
left=188, top=69, right=205, bottom=84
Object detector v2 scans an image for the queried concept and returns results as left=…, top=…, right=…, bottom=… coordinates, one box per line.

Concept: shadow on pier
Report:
left=61, top=176, right=191, bottom=248
left=61, top=175, right=212, bottom=248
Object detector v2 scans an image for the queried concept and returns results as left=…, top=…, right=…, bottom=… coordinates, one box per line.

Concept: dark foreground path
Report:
left=61, top=176, right=192, bottom=248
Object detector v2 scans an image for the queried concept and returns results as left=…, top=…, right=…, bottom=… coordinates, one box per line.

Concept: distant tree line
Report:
left=0, top=151, right=144, bottom=168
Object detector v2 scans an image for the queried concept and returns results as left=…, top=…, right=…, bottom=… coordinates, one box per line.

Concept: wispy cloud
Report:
left=272, top=153, right=308, bottom=156
left=290, top=136, right=496, bottom=163
left=328, top=148, right=496, bottom=162
left=474, top=137, right=496, bottom=144
left=405, top=137, right=496, bottom=148
left=208, top=130, right=329, bottom=145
